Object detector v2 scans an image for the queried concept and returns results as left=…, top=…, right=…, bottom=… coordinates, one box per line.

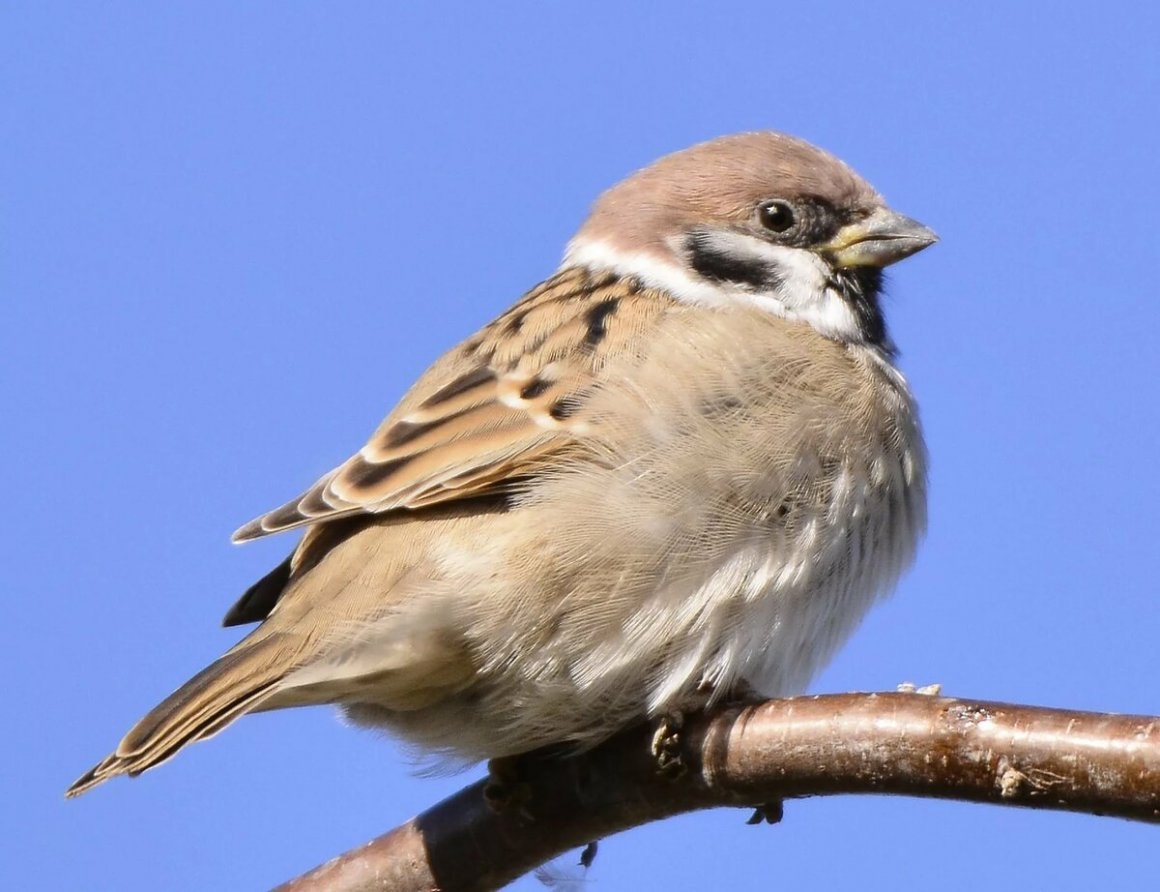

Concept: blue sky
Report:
left=5, top=3, right=1158, bottom=889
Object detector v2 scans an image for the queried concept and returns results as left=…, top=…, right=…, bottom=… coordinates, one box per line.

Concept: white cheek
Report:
left=563, top=237, right=735, bottom=307
left=564, top=235, right=864, bottom=344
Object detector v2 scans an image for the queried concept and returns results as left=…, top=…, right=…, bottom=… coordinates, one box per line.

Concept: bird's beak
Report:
left=823, top=207, right=938, bottom=269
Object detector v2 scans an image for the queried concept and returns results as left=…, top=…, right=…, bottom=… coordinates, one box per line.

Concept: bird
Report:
left=68, top=131, right=935, bottom=797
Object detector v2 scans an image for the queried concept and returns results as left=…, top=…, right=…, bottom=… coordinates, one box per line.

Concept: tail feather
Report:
left=66, top=635, right=287, bottom=797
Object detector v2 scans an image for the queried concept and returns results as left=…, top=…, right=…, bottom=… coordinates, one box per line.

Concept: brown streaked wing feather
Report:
left=232, top=268, right=671, bottom=542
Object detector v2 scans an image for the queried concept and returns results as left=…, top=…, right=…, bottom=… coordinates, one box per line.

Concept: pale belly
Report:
left=344, top=441, right=926, bottom=761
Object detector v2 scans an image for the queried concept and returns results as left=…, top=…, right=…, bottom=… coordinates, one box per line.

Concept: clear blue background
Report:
left=6, top=3, right=1158, bottom=889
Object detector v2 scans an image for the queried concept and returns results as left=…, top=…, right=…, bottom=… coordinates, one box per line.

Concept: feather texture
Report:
left=232, top=268, right=669, bottom=541
left=68, top=130, right=933, bottom=797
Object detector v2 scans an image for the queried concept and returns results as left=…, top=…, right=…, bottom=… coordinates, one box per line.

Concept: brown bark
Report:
left=275, top=692, right=1160, bottom=892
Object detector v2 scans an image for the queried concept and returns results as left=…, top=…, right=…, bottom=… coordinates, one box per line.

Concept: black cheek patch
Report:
left=685, top=231, right=785, bottom=292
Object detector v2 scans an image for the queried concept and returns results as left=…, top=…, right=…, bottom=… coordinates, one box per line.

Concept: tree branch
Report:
left=275, top=692, right=1160, bottom=892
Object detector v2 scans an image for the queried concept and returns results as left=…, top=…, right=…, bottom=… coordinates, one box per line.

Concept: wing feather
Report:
left=233, top=268, right=668, bottom=542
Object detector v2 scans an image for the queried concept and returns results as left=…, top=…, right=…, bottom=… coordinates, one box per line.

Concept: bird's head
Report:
left=564, top=131, right=937, bottom=350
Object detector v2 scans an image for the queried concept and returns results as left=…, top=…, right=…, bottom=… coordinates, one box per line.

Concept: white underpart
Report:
left=570, top=462, right=922, bottom=713
left=564, top=233, right=865, bottom=344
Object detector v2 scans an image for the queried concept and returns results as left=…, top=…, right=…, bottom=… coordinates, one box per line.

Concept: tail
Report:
left=66, top=635, right=288, bottom=797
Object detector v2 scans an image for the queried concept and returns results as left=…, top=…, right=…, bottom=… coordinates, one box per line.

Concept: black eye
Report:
left=758, top=200, right=796, bottom=233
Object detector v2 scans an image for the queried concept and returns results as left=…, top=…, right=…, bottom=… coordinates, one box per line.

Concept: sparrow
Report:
left=68, top=131, right=935, bottom=796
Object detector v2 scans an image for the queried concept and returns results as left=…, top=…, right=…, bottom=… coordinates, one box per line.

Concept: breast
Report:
left=714, top=341, right=927, bottom=701
left=522, top=305, right=928, bottom=714
left=409, top=303, right=928, bottom=758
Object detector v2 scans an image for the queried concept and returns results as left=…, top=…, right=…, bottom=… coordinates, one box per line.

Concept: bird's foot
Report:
left=483, top=754, right=534, bottom=818
left=650, top=710, right=686, bottom=778
left=746, top=800, right=785, bottom=825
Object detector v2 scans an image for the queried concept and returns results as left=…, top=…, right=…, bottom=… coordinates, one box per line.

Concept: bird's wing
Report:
left=232, top=267, right=669, bottom=542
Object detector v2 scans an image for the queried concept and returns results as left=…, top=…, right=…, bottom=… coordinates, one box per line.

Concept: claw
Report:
left=650, top=710, right=686, bottom=778
left=746, top=800, right=784, bottom=825
left=483, top=755, right=534, bottom=818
